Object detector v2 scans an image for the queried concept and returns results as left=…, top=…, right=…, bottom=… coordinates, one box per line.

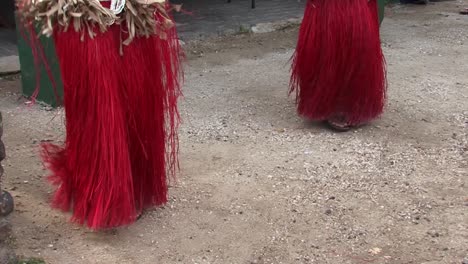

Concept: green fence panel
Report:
left=378, top=0, right=385, bottom=25
left=16, top=16, right=63, bottom=107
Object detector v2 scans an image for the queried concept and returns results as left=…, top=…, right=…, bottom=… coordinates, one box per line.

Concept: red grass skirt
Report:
left=290, top=0, right=386, bottom=125
left=41, top=20, right=182, bottom=229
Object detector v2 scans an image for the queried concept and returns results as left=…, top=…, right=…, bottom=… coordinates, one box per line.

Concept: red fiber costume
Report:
left=18, top=0, right=182, bottom=229
left=290, top=0, right=386, bottom=130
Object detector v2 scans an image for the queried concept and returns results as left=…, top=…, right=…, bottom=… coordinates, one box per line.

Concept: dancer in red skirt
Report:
left=290, top=0, right=386, bottom=131
left=18, top=0, right=182, bottom=229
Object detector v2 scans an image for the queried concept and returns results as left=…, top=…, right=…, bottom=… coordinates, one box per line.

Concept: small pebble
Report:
left=427, top=230, right=440, bottom=238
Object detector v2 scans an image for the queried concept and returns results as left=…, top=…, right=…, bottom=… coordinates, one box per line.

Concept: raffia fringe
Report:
left=17, top=0, right=174, bottom=45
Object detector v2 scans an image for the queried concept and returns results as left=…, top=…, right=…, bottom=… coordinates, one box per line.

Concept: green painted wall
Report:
left=16, top=19, right=63, bottom=107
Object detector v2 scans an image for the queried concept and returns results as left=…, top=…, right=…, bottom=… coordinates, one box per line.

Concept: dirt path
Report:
left=0, top=1, right=467, bottom=263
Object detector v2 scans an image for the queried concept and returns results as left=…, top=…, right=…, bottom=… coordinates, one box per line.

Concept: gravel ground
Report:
left=0, top=1, right=467, bottom=263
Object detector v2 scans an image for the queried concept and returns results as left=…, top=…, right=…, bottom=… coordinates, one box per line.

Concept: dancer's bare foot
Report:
left=326, top=114, right=353, bottom=132
left=136, top=211, right=143, bottom=220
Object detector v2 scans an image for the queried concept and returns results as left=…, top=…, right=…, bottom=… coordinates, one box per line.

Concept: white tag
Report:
left=110, top=0, right=126, bottom=14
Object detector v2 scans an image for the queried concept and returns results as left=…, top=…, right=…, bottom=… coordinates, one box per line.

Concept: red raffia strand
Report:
left=290, top=0, right=387, bottom=126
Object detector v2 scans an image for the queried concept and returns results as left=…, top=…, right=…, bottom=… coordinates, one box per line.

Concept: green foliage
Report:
left=237, top=24, right=251, bottom=34
left=14, top=258, right=46, bottom=264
